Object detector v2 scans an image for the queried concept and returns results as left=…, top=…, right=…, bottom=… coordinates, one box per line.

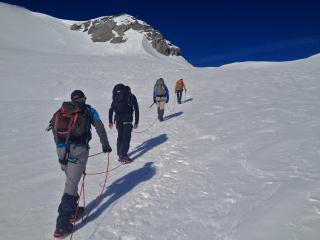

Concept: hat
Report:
left=71, top=90, right=86, bottom=101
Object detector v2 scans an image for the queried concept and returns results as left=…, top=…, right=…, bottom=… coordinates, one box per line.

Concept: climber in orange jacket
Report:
left=174, top=79, right=187, bottom=104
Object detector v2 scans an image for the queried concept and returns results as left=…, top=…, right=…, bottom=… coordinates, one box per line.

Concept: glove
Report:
left=102, top=145, right=112, bottom=153
left=109, top=123, right=113, bottom=129
left=134, top=123, right=138, bottom=129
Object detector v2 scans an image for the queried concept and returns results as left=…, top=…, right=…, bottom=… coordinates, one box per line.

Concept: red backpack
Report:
left=52, top=102, right=89, bottom=143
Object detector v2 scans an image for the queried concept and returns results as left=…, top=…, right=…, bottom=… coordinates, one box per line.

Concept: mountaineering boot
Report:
left=53, top=223, right=73, bottom=238
left=119, top=154, right=132, bottom=164
left=70, top=206, right=85, bottom=222
left=56, top=193, right=78, bottom=237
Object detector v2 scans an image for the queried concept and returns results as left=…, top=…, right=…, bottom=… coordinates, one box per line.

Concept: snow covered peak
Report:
left=70, top=14, right=181, bottom=56
left=112, top=13, right=146, bottom=26
left=0, top=3, right=183, bottom=60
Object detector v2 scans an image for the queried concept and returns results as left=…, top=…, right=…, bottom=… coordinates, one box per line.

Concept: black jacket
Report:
left=109, top=94, right=139, bottom=125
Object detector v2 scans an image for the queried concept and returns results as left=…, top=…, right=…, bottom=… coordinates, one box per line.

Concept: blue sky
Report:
left=2, top=0, right=320, bottom=67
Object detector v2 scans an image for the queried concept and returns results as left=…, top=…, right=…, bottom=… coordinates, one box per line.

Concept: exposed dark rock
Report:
left=113, top=24, right=129, bottom=35
left=83, top=21, right=91, bottom=32
left=90, top=22, right=116, bottom=42
left=70, top=14, right=181, bottom=56
left=110, top=36, right=127, bottom=44
left=130, top=21, right=152, bottom=32
left=70, top=24, right=81, bottom=31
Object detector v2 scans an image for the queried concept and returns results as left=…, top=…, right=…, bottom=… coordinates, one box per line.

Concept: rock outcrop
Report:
left=70, top=14, right=181, bottom=56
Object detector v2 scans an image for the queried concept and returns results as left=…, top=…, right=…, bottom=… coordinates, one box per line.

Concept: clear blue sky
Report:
left=2, top=0, right=320, bottom=67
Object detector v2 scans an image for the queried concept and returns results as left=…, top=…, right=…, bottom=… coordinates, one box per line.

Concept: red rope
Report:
left=85, top=162, right=124, bottom=176
left=82, top=178, right=86, bottom=222
left=66, top=153, right=122, bottom=239
left=98, top=153, right=110, bottom=197
left=83, top=153, right=111, bottom=221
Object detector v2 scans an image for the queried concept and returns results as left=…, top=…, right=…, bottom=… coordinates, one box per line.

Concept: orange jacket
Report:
left=174, top=79, right=187, bottom=92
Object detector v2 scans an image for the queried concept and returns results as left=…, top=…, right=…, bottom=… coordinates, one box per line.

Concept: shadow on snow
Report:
left=183, top=97, right=193, bottom=103
left=75, top=162, right=156, bottom=232
left=164, top=111, right=183, bottom=121
left=129, top=133, right=168, bottom=161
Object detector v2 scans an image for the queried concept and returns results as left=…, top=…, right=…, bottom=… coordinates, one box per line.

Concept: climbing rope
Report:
left=82, top=153, right=111, bottom=221
left=88, top=151, right=104, bottom=158
left=68, top=153, right=111, bottom=239
left=133, top=118, right=158, bottom=134
left=166, top=101, right=176, bottom=113
left=85, top=162, right=124, bottom=176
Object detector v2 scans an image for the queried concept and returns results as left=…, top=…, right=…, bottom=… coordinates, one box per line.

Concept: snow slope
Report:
left=0, top=2, right=186, bottom=59
left=1, top=3, right=320, bottom=240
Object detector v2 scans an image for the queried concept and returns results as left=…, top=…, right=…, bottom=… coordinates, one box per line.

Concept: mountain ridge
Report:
left=69, top=13, right=181, bottom=56
left=0, top=3, right=183, bottom=59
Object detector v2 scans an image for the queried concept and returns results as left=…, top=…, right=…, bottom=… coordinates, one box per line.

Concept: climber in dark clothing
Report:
left=109, top=84, right=139, bottom=163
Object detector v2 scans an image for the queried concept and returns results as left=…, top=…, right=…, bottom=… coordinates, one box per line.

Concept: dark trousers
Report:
left=56, top=193, right=78, bottom=230
left=116, top=121, right=133, bottom=157
left=176, top=90, right=183, bottom=103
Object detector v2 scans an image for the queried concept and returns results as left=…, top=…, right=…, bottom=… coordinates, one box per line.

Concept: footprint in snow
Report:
left=198, top=135, right=217, bottom=141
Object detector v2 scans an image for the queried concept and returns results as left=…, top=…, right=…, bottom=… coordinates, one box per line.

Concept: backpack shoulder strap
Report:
left=85, top=104, right=94, bottom=123
left=127, top=92, right=133, bottom=105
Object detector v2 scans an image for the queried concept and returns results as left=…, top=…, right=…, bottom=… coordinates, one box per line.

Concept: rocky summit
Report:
left=70, top=14, right=181, bottom=56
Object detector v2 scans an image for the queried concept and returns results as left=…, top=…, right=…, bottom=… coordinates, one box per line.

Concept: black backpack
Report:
left=111, top=84, right=133, bottom=114
left=50, top=102, right=92, bottom=144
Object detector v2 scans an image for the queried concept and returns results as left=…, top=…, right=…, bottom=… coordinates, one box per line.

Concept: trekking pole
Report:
left=149, top=102, right=155, bottom=108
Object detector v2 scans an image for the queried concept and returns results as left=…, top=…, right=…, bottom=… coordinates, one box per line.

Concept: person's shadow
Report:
left=129, top=134, right=168, bottom=161
left=164, top=111, right=183, bottom=121
left=183, top=98, right=193, bottom=103
left=75, top=162, right=156, bottom=232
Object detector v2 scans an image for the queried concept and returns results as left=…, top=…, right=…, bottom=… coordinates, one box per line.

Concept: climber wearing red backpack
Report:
left=174, top=78, right=187, bottom=104
left=47, top=90, right=112, bottom=238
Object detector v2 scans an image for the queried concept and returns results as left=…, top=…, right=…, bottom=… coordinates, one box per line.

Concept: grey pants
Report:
left=57, top=145, right=89, bottom=196
left=155, top=96, right=166, bottom=110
